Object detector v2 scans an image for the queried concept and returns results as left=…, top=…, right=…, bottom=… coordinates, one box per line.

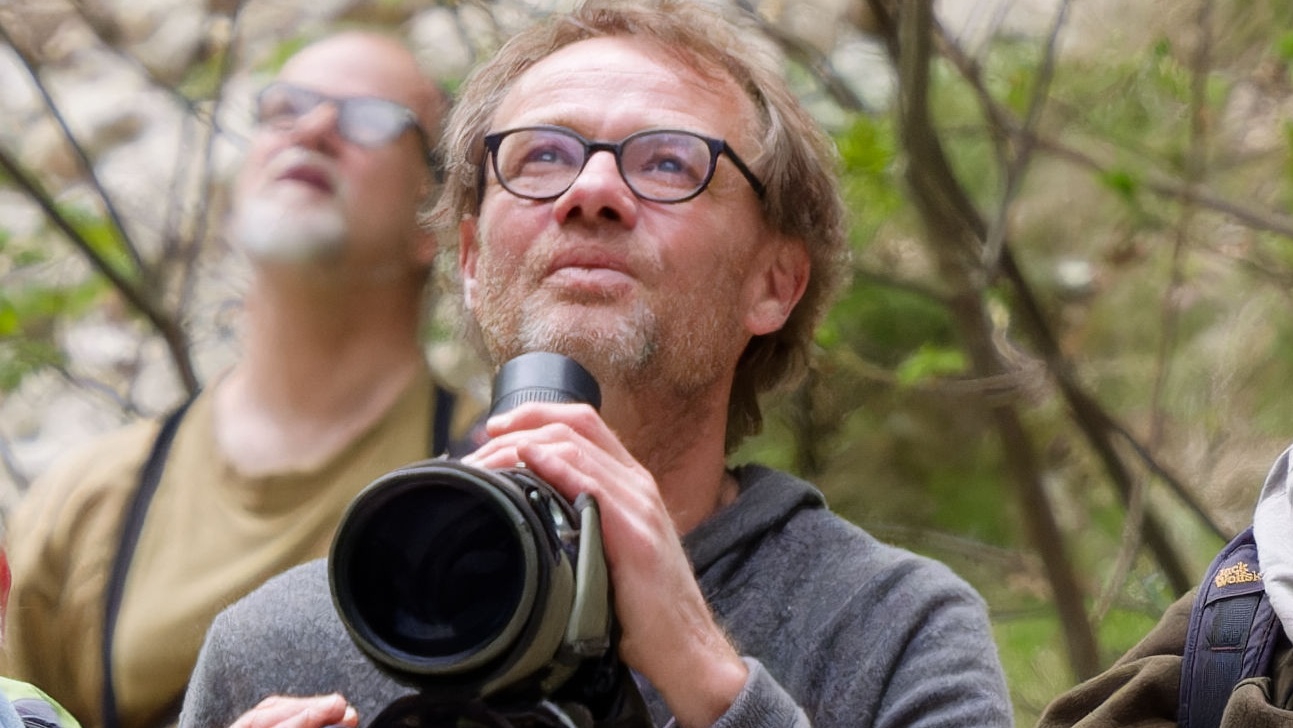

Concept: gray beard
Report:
left=231, top=196, right=347, bottom=264
left=514, top=299, right=658, bottom=383
left=471, top=278, right=657, bottom=389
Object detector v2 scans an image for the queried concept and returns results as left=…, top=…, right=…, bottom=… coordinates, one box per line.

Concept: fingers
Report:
left=454, top=401, right=746, bottom=723
left=478, top=402, right=632, bottom=461
left=229, top=695, right=358, bottom=728
left=462, top=408, right=665, bottom=545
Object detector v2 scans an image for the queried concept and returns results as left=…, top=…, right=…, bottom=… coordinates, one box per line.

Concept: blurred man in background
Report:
left=0, top=30, right=473, bottom=728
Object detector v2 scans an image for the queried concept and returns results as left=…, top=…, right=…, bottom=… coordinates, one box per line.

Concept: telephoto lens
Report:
left=329, top=353, right=647, bottom=727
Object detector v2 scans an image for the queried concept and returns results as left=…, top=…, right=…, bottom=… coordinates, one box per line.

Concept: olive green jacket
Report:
left=1037, top=589, right=1293, bottom=727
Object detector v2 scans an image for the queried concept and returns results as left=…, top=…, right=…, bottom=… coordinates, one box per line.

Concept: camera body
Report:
left=328, top=353, right=648, bottom=727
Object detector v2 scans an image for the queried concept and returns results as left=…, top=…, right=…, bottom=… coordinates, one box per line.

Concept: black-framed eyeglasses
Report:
left=254, top=81, right=430, bottom=152
left=480, top=125, right=766, bottom=204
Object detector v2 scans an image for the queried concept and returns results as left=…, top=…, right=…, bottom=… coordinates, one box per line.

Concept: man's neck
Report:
left=601, top=385, right=736, bottom=535
left=213, top=277, right=428, bottom=477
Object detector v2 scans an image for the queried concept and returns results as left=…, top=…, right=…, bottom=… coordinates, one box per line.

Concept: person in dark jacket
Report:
left=1038, top=445, right=1293, bottom=727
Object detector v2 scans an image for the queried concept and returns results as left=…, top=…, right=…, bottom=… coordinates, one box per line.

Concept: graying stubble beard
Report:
left=466, top=229, right=735, bottom=401
left=472, top=277, right=659, bottom=389
left=517, top=298, right=657, bottom=380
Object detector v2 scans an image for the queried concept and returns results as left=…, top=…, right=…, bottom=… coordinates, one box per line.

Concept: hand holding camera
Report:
left=329, top=353, right=651, bottom=728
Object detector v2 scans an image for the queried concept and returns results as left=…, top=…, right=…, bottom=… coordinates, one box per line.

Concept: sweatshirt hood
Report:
left=1253, top=446, right=1293, bottom=640
left=682, top=464, right=825, bottom=574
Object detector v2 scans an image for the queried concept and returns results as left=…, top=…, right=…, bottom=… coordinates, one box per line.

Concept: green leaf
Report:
left=1276, top=31, right=1293, bottom=61
left=49, top=204, right=136, bottom=281
left=1099, top=168, right=1140, bottom=202
left=895, top=344, right=967, bottom=387
left=0, top=301, right=18, bottom=337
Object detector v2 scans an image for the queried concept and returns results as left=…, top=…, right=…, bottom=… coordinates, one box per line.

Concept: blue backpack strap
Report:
left=1179, top=525, right=1282, bottom=728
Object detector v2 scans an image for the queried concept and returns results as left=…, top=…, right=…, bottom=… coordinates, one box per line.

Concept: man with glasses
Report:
left=0, top=31, right=475, bottom=728
left=180, top=3, right=1012, bottom=727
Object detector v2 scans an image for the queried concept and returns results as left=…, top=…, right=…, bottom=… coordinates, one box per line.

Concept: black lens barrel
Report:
left=330, top=353, right=601, bottom=696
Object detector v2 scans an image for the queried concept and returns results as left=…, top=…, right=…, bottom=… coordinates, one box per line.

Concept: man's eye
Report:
left=643, top=154, right=688, bottom=175
left=525, top=144, right=578, bottom=166
left=510, top=143, right=581, bottom=177
left=636, top=150, right=704, bottom=185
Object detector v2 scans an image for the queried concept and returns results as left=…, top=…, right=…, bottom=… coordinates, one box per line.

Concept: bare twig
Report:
left=0, top=141, right=199, bottom=393
left=980, top=0, right=1072, bottom=272
left=0, top=18, right=145, bottom=274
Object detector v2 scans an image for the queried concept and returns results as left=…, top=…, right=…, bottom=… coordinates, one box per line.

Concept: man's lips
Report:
left=276, top=165, right=335, bottom=193
left=546, top=250, right=630, bottom=276
left=544, top=252, right=635, bottom=290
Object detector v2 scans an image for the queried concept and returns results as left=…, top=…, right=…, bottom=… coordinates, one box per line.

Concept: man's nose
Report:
left=572, top=150, right=629, bottom=194
left=553, top=150, right=638, bottom=226
left=287, top=103, right=342, bottom=151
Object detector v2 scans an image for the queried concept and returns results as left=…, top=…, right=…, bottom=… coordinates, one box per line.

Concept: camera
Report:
left=329, top=353, right=649, bottom=728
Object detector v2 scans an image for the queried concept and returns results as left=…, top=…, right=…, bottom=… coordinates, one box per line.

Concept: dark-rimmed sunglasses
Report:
left=480, top=125, right=766, bottom=204
left=254, top=81, right=430, bottom=151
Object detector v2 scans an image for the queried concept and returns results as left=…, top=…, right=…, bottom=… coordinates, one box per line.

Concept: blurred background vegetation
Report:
left=2, top=0, right=1292, bottom=724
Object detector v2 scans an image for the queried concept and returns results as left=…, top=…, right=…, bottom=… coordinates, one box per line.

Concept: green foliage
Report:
left=1285, top=122, right=1293, bottom=204
left=895, top=343, right=966, bottom=386
left=0, top=278, right=106, bottom=339
left=977, top=37, right=1050, bottom=117
left=0, top=339, right=63, bottom=393
left=0, top=228, right=111, bottom=395
left=52, top=205, right=136, bottom=281
left=179, top=49, right=234, bottom=99
left=831, top=283, right=957, bottom=366
left=835, top=114, right=904, bottom=243
left=1099, top=168, right=1140, bottom=203
left=1275, top=31, right=1293, bottom=61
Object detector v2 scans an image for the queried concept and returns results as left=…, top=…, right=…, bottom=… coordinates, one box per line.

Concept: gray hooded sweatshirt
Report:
left=180, top=465, right=1011, bottom=728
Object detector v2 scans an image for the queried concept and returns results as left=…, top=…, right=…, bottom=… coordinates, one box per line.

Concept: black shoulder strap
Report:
left=1179, top=525, right=1282, bottom=728
left=102, top=398, right=195, bottom=728
left=98, top=383, right=455, bottom=728
left=431, top=383, right=456, bottom=457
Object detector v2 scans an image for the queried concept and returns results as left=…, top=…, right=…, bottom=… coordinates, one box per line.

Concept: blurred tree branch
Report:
left=0, top=17, right=199, bottom=394
left=887, top=0, right=1101, bottom=679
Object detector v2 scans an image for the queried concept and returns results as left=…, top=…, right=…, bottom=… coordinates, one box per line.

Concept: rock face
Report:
left=0, top=0, right=491, bottom=508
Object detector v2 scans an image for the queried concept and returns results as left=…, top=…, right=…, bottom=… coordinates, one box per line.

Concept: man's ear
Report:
left=744, top=235, right=810, bottom=336
left=459, top=215, right=480, bottom=310
left=411, top=225, right=438, bottom=269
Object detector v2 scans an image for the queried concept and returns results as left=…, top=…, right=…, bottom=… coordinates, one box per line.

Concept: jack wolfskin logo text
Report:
left=1215, top=561, right=1262, bottom=588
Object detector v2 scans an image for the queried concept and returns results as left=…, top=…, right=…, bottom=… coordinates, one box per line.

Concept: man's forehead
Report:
left=279, top=36, right=422, bottom=100
left=495, top=36, right=752, bottom=138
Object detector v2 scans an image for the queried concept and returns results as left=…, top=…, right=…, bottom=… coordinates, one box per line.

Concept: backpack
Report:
left=1178, top=525, right=1284, bottom=728
left=0, top=677, right=83, bottom=728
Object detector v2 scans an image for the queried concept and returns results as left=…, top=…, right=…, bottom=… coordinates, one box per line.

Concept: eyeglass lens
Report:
left=255, top=83, right=416, bottom=148
left=491, top=127, right=720, bottom=203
